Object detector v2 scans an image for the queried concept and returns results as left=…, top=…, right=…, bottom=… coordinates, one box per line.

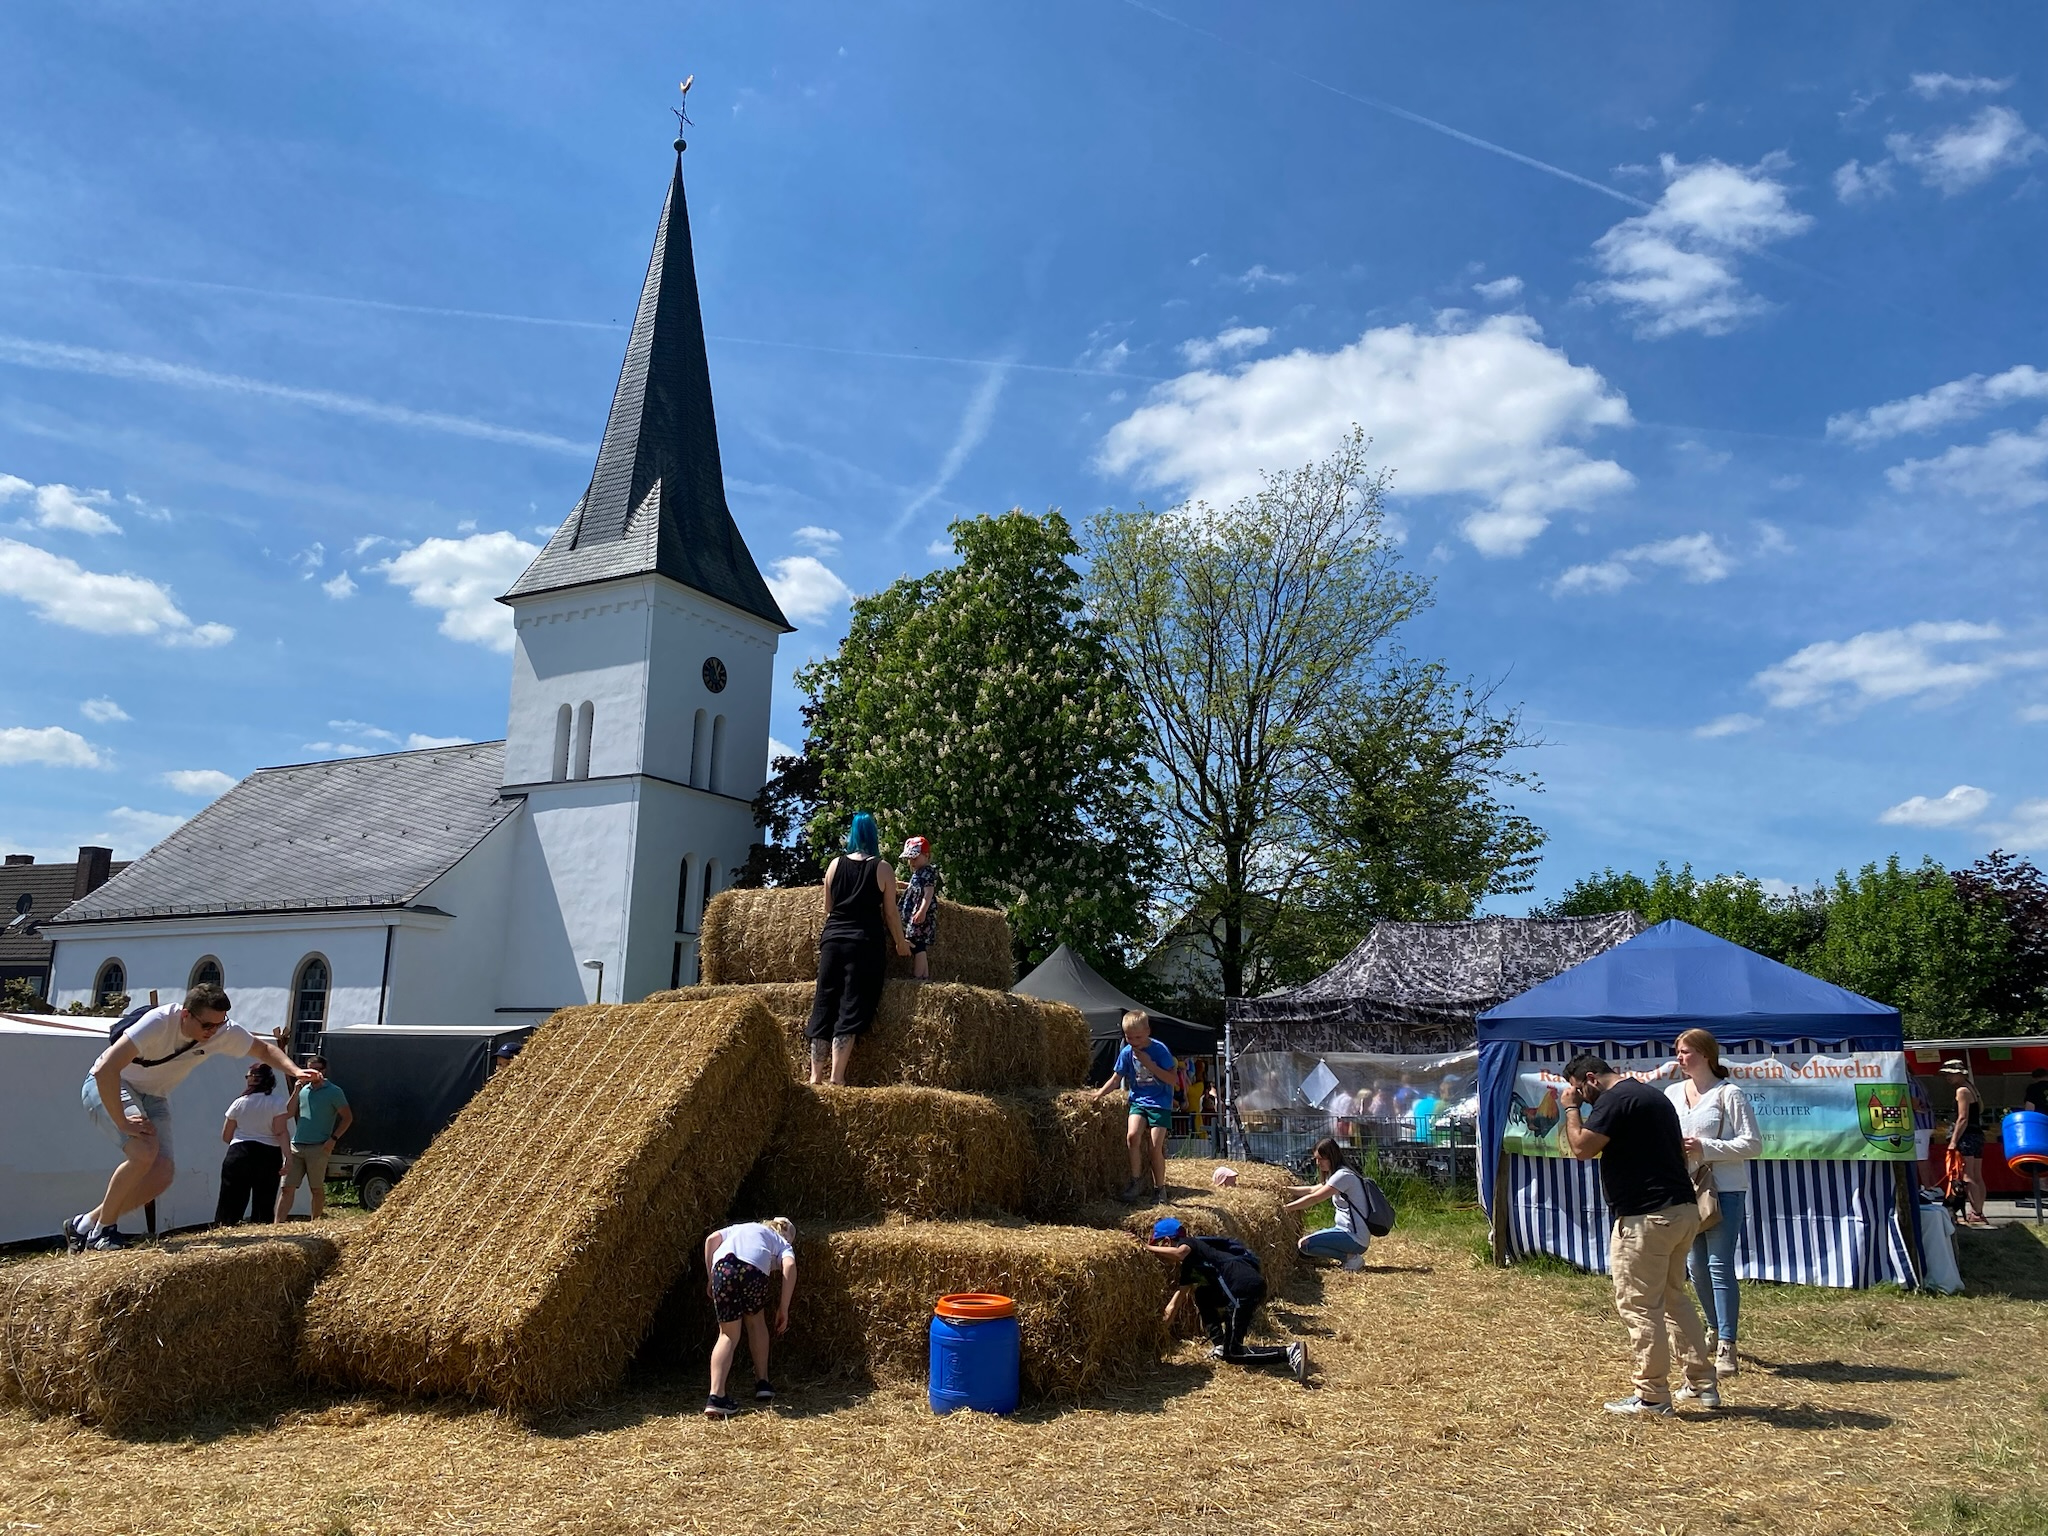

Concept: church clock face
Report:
left=702, top=656, right=728, bottom=694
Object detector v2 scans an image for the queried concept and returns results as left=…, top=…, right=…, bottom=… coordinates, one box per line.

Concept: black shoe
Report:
left=754, top=1379, right=775, bottom=1402
left=1287, top=1342, right=1308, bottom=1383
left=87, top=1227, right=130, bottom=1251
left=1118, top=1177, right=1146, bottom=1203
left=704, top=1394, right=738, bottom=1420
left=62, top=1215, right=91, bottom=1254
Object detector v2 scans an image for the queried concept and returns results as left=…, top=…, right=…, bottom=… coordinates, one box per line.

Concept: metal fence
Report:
left=1228, top=1110, right=1479, bottom=1184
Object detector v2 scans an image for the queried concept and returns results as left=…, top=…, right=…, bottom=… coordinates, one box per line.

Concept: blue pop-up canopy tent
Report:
left=1476, top=920, right=1920, bottom=1289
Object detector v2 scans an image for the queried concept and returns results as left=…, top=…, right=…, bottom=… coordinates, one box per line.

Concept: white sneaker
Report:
left=1341, top=1253, right=1366, bottom=1272
left=1673, top=1380, right=1721, bottom=1409
left=1603, top=1395, right=1673, bottom=1416
left=1716, top=1342, right=1739, bottom=1377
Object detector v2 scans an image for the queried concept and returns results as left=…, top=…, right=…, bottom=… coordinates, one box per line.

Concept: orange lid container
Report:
left=934, top=1292, right=1016, bottom=1322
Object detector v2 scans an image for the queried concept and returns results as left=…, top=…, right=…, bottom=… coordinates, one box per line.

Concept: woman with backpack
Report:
left=1283, top=1137, right=1386, bottom=1272
left=1665, top=1028, right=1761, bottom=1378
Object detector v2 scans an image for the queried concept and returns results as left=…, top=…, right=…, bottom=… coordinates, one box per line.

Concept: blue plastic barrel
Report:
left=2003, top=1111, right=2048, bottom=1174
left=928, top=1293, right=1020, bottom=1415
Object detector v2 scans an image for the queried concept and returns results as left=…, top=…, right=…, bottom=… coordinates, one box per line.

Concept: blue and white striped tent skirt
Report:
left=1502, top=1040, right=1917, bottom=1289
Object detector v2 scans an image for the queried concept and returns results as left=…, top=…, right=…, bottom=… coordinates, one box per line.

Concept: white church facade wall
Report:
left=385, top=811, right=523, bottom=1029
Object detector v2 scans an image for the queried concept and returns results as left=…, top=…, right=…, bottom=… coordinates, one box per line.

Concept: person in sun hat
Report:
left=1940, top=1059, right=1988, bottom=1226
left=896, top=835, right=939, bottom=980
left=1143, top=1216, right=1306, bottom=1381
left=702, top=1216, right=799, bottom=1420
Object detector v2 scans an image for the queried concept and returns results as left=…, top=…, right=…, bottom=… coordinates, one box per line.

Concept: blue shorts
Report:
left=82, top=1075, right=174, bottom=1160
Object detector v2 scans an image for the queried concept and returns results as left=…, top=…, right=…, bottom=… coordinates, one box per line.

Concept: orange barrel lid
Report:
left=934, top=1292, right=1016, bottom=1322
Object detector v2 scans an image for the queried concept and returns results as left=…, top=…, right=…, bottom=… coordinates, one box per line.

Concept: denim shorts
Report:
left=82, top=1076, right=174, bottom=1160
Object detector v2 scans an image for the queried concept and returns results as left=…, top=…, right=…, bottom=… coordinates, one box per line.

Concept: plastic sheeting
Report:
left=1233, top=1048, right=1480, bottom=1140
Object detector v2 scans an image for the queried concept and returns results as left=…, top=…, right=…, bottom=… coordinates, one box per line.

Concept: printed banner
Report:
left=1503, top=1052, right=1913, bottom=1161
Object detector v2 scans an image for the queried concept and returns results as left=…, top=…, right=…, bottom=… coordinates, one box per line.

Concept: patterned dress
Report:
left=899, top=865, right=939, bottom=953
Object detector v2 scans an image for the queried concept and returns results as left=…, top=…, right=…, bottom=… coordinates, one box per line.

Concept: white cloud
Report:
left=1583, top=154, right=1812, bottom=337
left=1827, top=365, right=2048, bottom=445
left=0, top=537, right=233, bottom=647
left=1753, top=620, right=2023, bottom=712
left=1554, top=532, right=1734, bottom=595
left=2021, top=703, right=2048, bottom=724
left=79, top=697, right=128, bottom=724
left=1236, top=265, right=1297, bottom=289
left=1694, top=713, right=1763, bottom=739
left=1833, top=158, right=1895, bottom=204
left=301, top=740, right=378, bottom=758
left=1879, top=783, right=1992, bottom=827
left=767, top=555, right=853, bottom=626
left=351, top=535, right=393, bottom=556
left=926, top=537, right=955, bottom=559
left=1099, top=312, right=1632, bottom=557
left=406, top=733, right=472, bottom=750
left=329, top=720, right=400, bottom=743
left=0, top=726, right=102, bottom=768
left=379, top=531, right=538, bottom=653
left=1910, top=73, right=2011, bottom=100
left=793, top=525, right=842, bottom=552
left=768, top=736, right=797, bottom=764
left=1471, top=276, right=1524, bottom=302
left=1178, top=326, right=1272, bottom=367
left=1999, top=799, right=2048, bottom=852
left=0, top=475, right=121, bottom=536
left=1886, top=105, right=2045, bottom=194
left=292, top=542, right=325, bottom=576
left=1886, top=418, right=2048, bottom=509
left=322, top=570, right=357, bottom=599
left=96, top=806, right=185, bottom=855
left=161, top=768, right=236, bottom=797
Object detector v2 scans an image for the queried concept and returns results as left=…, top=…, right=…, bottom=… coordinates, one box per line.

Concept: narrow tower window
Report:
left=690, top=709, right=709, bottom=789
left=676, top=854, right=697, bottom=933
left=709, top=715, right=727, bottom=794
left=552, top=704, right=572, bottom=781
left=291, top=955, right=330, bottom=1061
left=572, top=700, right=595, bottom=780
left=702, top=858, right=721, bottom=921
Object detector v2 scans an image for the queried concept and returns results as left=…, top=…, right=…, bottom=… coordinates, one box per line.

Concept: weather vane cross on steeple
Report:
left=674, top=73, right=695, bottom=128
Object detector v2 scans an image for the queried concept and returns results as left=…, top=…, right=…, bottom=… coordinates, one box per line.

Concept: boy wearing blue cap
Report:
left=1093, top=1010, right=1178, bottom=1203
left=1145, top=1217, right=1307, bottom=1381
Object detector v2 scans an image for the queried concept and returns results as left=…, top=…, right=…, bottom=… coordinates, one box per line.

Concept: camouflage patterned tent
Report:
left=1227, top=913, right=1645, bottom=1055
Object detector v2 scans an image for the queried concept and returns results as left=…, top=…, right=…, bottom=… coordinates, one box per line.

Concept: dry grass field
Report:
left=3, top=1207, right=2044, bottom=1536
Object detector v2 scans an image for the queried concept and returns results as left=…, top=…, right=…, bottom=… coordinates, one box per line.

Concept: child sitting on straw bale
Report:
left=1092, top=1009, right=1178, bottom=1204
left=702, top=1217, right=798, bottom=1420
left=1145, top=1217, right=1306, bottom=1382
left=896, top=835, right=939, bottom=980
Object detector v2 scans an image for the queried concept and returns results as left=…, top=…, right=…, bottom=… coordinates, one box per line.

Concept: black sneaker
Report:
left=61, top=1215, right=91, bottom=1254
left=704, top=1394, right=738, bottom=1420
left=1287, top=1342, right=1309, bottom=1383
left=87, top=1227, right=130, bottom=1251
left=753, top=1379, right=775, bottom=1402
left=1118, top=1177, right=1146, bottom=1203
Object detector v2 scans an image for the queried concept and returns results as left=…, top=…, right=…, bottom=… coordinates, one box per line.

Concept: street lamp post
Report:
left=582, top=958, right=605, bottom=1005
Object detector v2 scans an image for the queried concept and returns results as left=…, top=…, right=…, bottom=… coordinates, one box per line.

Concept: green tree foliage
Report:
left=0, top=977, right=52, bottom=1014
left=791, top=509, right=1160, bottom=971
left=1538, top=862, right=1823, bottom=964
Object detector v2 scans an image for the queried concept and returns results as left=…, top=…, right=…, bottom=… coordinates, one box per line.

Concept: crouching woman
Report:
left=704, top=1217, right=798, bottom=1420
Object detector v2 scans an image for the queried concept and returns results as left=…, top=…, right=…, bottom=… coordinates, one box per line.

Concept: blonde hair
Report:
left=1121, top=1009, right=1151, bottom=1034
left=1676, top=1028, right=1729, bottom=1080
left=767, top=1216, right=796, bottom=1246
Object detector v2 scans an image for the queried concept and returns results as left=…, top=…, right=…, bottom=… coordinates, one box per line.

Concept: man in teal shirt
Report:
left=276, top=1054, right=352, bottom=1220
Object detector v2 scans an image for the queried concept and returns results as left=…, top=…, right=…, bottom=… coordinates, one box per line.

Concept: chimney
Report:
left=73, top=846, right=113, bottom=900
left=3, top=854, right=31, bottom=866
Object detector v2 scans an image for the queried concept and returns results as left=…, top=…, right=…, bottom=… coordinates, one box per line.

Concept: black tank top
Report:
left=1964, top=1097, right=1984, bottom=1134
left=821, top=856, right=886, bottom=943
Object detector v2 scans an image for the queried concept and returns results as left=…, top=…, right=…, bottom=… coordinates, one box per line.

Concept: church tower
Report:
left=494, top=130, right=791, bottom=1007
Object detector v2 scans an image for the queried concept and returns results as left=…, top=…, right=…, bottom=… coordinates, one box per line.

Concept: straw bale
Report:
left=298, top=995, right=787, bottom=1412
left=646, top=1220, right=1167, bottom=1401
left=737, top=1087, right=1125, bottom=1222
left=651, top=981, right=1090, bottom=1091
left=699, top=887, right=1015, bottom=990
left=1071, top=1159, right=1301, bottom=1285
left=0, top=1228, right=338, bottom=1430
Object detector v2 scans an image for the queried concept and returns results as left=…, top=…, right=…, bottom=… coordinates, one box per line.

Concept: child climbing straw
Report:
left=1092, top=1009, right=1178, bottom=1204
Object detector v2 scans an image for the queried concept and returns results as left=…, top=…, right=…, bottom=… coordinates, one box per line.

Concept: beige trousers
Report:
left=1608, top=1202, right=1714, bottom=1403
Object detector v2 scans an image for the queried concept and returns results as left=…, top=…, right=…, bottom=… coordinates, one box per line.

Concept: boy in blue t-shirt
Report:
left=1092, top=1009, right=1178, bottom=1204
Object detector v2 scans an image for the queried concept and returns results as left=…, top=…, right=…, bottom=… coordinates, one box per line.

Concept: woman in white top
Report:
left=1665, top=1028, right=1762, bottom=1377
left=1284, top=1138, right=1375, bottom=1272
left=215, top=1063, right=290, bottom=1227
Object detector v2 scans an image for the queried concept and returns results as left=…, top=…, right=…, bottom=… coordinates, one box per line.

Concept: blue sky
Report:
left=2, top=2, right=2044, bottom=906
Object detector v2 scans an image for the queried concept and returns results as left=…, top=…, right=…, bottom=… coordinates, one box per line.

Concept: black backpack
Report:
left=108, top=1004, right=203, bottom=1069
left=1337, top=1173, right=1397, bottom=1237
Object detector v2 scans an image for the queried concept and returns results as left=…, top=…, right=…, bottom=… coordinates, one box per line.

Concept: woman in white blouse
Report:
left=1665, top=1028, right=1761, bottom=1377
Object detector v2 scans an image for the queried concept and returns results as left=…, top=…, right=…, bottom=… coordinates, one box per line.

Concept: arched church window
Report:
left=676, top=854, right=697, bottom=933
left=291, top=955, right=330, bottom=1061
left=702, top=858, right=721, bottom=923
left=93, top=959, right=126, bottom=1009
left=189, top=956, right=223, bottom=991
left=690, top=709, right=709, bottom=789
left=572, top=700, right=594, bottom=780
left=552, top=704, right=572, bottom=781
left=709, top=715, right=727, bottom=794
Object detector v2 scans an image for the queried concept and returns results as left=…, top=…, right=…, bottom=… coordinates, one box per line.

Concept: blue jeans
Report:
left=1300, top=1226, right=1369, bottom=1262
left=1688, top=1189, right=1744, bottom=1344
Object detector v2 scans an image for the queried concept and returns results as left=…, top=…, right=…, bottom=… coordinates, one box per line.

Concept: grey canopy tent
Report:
left=1013, top=944, right=1218, bottom=1081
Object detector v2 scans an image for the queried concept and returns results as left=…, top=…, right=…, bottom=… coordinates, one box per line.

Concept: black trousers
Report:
left=1196, top=1280, right=1291, bottom=1367
left=806, top=935, right=886, bottom=1041
left=215, top=1141, right=283, bottom=1226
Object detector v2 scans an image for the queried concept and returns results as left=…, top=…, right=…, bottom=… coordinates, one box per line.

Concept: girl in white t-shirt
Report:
left=1665, top=1029, right=1761, bottom=1377
left=702, top=1217, right=799, bottom=1419
left=216, top=1063, right=290, bottom=1227
left=1283, top=1138, right=1377, bottom=1272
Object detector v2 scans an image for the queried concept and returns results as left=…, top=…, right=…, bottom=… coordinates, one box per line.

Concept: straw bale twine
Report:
left=699, top=888, right=1015, bottom=990
left=653, top=981, right=1091, bottom=1091
left=0, top=1228, right=338, bottom=1430
left=298, top=995, right=787, bottom=1412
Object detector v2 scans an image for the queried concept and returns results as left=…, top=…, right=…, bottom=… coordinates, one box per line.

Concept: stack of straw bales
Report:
left=299, top=995, right=787, bottom=1412
left=0, top=1229, right=339, bottom=1430
left=700, top=888, right=1016, bottom=990
left=1075, top=1159, right=1302, bottom=1285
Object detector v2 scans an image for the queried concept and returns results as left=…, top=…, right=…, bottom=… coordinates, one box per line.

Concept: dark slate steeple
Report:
left=503, top=141, right=791, bottom=630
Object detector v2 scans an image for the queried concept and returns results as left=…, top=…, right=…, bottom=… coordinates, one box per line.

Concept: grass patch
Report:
left=1912, top=1491, right=2048, bottom=1536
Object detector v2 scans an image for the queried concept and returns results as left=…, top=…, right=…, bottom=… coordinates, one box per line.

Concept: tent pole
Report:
left=1490, top=1150, right=1511, bottom=1266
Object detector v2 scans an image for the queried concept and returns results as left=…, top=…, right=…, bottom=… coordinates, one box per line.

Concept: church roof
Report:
left=502, top=145, right=791, bottom=631
left=44, top=743, right=518, bottom=925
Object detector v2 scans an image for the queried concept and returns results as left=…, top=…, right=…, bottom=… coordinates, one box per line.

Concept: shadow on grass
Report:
left=1711, top=1402, right=1894, bottom=1431
left=1956, top=1223, right=2048, bottom=1303
left=1751, top=1357, right=1960, bottom=1385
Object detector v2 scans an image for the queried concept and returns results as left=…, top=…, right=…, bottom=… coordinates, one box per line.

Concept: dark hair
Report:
left=245, top=1062, right=276, bottom=1094
left=845, top=813, right=879, bottom=858
left=186, top=981, right=231, bottom=1016
left=1564, top=1052, right=1613, bottom=1080
left=2033, top=1068, right=2048, bottom=1079
left=307, top=1054, right=327, bottom=1069
left=1312, top=1136, right=1351, bottom=1173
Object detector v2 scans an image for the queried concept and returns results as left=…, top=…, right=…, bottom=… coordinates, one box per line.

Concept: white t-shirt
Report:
left=712, top=1222, right=793, bottom=1274
left=1326, top=1166, right=1373, bottom=1240
left=226, top=1090, right=290, bottom=1146
left=115, top=1004, right=257, bottom=1096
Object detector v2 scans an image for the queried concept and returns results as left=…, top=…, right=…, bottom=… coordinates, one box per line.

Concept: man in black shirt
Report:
left=1559, top=1052, right=1718, bottom=1416
left=2025, top=1068, right=2048, bottom=1115
left=1145, top=1219, right=1308, bottom=1381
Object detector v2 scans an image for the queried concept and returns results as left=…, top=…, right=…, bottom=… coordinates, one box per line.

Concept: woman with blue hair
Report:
left=805, top=813, right=911, bottom=1085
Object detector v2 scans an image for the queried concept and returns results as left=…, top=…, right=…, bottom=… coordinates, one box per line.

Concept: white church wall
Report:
left=503, top=584, right=653, bottom=786
left=642, top=586, right=778, bottom=797
left=49, top=913, right=391, bottom=1035
left=626, top=778, right=759, bottom=999
left=494, top=779, right=639, bottom=1013
left=385, top=813, right=521, bottom=1027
